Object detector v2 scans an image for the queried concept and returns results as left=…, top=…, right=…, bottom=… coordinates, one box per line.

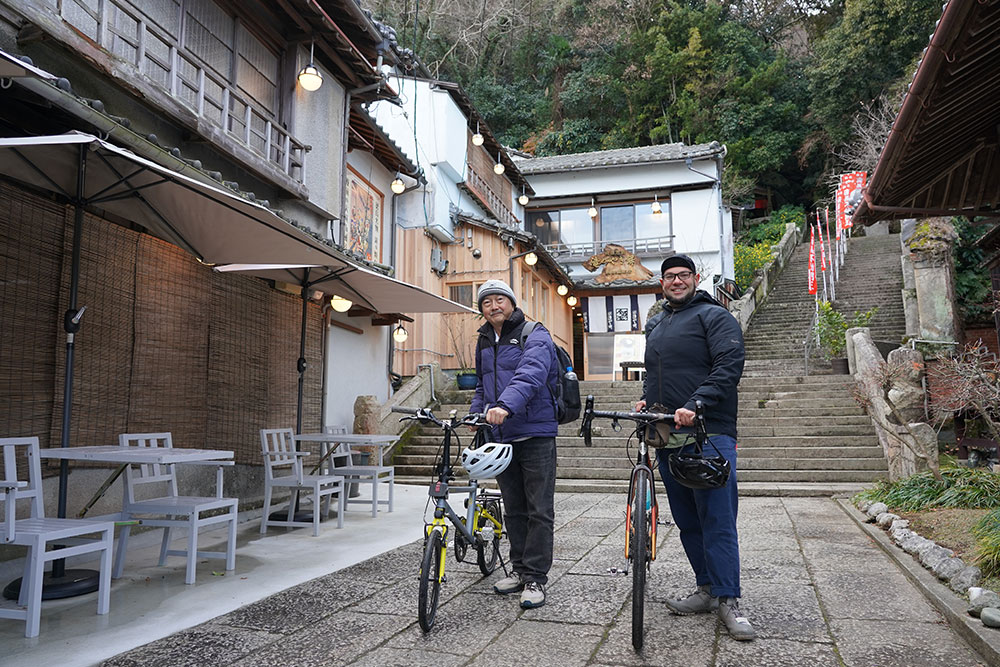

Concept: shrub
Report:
left=973, top=508, right=1000, bottom=577
left=854, top=466, right=1000, bottom=512
left=734, top=243, right=772, bottom=292
left=814, top=301, right=878, bottom=360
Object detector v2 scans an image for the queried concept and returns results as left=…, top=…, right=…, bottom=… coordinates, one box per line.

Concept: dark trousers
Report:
left=657, top=434, right=741, bottom=599
left=496, top=436, right=556, bottom=585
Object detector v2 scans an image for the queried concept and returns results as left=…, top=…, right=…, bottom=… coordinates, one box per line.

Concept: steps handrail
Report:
left=802, top=306, right=820, bottom=376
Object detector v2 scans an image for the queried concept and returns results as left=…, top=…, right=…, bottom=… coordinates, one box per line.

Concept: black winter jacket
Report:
left=641, top=290, right=745, bottom=437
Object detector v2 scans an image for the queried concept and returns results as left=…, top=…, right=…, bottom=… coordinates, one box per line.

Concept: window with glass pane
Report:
left=539, top=283, right=548, bottom=324
left=636, top=201, right=670, bottom=239
left=600, top=205, right=634, bottom=242
left=527, top=211, right=560, bottom=245
left=449, top=284, right=474, bottom=308
left=559, top=208, right=594, bottom=247
left=587, top=334, right=615, bottom=375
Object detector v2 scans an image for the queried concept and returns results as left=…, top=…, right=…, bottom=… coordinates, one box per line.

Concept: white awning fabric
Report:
left=0, top=132, right=472, bottom=314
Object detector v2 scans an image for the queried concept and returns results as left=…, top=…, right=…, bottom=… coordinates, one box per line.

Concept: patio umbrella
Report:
left=0, top=132, right=470, bottom=594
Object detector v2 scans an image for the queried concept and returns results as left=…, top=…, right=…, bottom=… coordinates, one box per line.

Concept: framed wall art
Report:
left=345, top=166, right=383, bottom=262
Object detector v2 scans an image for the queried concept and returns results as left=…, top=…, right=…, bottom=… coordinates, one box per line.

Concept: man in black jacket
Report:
left=635, top=254, right=754, bottom=641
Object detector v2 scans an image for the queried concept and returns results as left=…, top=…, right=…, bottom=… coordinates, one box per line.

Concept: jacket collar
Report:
left=478, top=308, right=526, bottom=339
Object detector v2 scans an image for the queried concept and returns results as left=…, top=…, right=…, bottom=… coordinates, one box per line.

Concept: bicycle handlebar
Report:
left=390, top=405, right=488, bottom=429
left=578, top=395, right=704, bottom=447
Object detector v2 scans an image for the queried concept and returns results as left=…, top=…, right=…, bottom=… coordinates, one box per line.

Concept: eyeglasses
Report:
left=662, top=271, right=694, bottom=283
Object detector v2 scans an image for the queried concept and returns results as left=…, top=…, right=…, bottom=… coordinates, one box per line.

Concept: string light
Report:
left=493, top=151, right=505, bottom=175
left=392, top=324, right=408, bottom=343
left=518, top=185, right=529, bottom=206
left=567, top=295, right=578, bottom=307
left=651, top=195, right=662, bottom=214
left=588, top=197, right=597, bottom=218
left=472, top=121, right=484, bottom=146
left=524, top=252, right=538, bottom=266
left=556, top=284, right=568, bottom=296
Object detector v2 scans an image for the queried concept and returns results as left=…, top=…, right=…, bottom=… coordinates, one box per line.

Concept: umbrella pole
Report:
left=4, top=145, right=100, bottom=601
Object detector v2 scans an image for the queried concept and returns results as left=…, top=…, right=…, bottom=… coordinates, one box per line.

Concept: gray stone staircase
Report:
left=392, top=233, right=906, bottom=496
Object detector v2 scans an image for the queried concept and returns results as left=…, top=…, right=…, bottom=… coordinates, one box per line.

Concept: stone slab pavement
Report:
left=102, top=494, right=994, bottom=667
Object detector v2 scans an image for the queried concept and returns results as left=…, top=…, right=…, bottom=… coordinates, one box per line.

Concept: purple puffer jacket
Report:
left=469, top=309, right=559, bottom=442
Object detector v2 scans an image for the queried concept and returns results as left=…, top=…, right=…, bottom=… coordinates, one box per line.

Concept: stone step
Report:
left=737, top=445, right=884, bottom=458
left=737, top=469, right=888, bottom=483
left=739, top=457, right=888, bottom=471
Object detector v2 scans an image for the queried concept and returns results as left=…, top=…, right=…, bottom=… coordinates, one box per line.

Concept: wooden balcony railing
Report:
left=543, top=236, right=674, bottom=259
left=465, top=166, right=519, bottom=228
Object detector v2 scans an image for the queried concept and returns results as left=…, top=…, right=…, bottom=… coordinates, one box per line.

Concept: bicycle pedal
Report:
left=606, top=566, right=629, bottom=576
left=657, top=518, right=673, bottom=526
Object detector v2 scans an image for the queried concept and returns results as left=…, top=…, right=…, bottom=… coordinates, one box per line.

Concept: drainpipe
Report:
left=386, top=171, right=426, bottom=386
left=686, top=149, right=728, bottom=281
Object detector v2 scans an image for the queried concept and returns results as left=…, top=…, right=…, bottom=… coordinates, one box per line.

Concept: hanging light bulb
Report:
left=493, top=151, right=505, bottom=175
left=329, top=295, right=352, bottom=312
left=651, top=194, right=662, bottom=214
left=297, top=41, right=323, bottom=91
left=524, top=252, right=538, bottom=266
left=567, top=295, right=578, bottom=307
left=556, top=284, right=569, bottom=296
left=588, top=197, right=598, bottom=218
left=392, top=324, right=408, bottom=343
left=390, top=172, right=405, bottom=194
left=518, top=185, right=529, bottom=207
left=472, top=121, right=484, bottom=146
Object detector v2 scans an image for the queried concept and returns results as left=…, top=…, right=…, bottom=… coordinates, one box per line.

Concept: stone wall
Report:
left=729, top=222, right=801, bottom=331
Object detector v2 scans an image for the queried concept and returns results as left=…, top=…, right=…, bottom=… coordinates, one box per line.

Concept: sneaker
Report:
left=665, top=584, right=719, bottom=615
left=494, top=572, right=525, bottom=595
left=520, top=581, right=546, bottom=608
left=718, top=597, right=756, bottom=641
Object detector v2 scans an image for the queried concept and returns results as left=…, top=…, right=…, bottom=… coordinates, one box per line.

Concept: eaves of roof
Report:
left=854, top=1, right=1000, bottom=224
left=349, top=107, right=418, bottom=177
left=517, top=142, right=726, bottom=175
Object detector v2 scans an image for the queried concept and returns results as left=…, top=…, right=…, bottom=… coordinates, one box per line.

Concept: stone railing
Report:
left=728, top=222, right=801, bottom=332
left=848, top=327, right=938, bottom=481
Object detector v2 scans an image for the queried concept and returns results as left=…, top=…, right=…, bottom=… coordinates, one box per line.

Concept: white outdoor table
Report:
left=39, top=446, right=235, bottom=520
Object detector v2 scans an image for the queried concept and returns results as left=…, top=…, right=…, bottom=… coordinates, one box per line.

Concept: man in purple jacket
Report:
left=470, top=279, right=559, bottom=609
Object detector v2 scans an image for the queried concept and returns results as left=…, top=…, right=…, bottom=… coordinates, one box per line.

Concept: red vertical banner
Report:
left=808, top=225, right=817, bottom=295
left=818, top=221, right=827, bottom=270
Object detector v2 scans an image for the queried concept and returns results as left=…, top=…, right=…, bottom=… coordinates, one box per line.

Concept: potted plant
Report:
left=445, top=313, right=480, bottom=390
left=815, top=301, right=878, bottom=373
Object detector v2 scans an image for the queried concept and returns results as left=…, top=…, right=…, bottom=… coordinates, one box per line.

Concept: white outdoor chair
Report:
left=322, top=425, right=395, bottom=518
left=0, top=437, right=114, bottom=638
left=259, top=428, right=345, bottom=536
left=113, top=433, right=238, bottom=585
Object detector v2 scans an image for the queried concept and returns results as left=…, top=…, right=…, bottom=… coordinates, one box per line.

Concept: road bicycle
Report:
left=391, top=406, right=505, bottom=632
left=578, top=395, right=708, bottom=651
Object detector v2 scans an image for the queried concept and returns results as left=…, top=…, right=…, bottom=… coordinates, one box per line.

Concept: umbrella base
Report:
left=3, top=568, right=100, bottom=601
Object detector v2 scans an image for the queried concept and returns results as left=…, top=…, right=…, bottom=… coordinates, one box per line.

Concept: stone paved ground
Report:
left=102, top=494, right=990, bottom=667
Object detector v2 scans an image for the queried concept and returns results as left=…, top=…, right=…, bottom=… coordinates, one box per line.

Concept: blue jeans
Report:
left=496, top=436, right=556, bottom=585
left=657, top=434, right=741, bottom=598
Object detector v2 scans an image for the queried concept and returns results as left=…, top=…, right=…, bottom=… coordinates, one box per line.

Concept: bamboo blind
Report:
left=0, top=181, right=323, bottom=472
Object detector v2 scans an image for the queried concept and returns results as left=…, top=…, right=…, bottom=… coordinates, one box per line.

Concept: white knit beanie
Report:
left=477, top=279, right=517, bottom=311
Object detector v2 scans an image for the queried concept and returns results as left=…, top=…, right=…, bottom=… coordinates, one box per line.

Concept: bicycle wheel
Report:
left=631, top=470, right=650, bottom=651
left=476, top=497, right=503, bottom=575
left=418, top=528, right=444, bottom=632
left=454, top=519, right=469, bottom=562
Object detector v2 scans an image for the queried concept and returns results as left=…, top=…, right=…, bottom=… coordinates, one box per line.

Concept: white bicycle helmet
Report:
left=460, top=442, right=513, bottom=480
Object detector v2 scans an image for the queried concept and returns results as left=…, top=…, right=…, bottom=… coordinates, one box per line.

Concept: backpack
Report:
left=519, top=321, right=581, bottom=424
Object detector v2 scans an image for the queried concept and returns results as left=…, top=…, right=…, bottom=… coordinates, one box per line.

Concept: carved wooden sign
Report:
left=582, top=244, right=655, bottom=283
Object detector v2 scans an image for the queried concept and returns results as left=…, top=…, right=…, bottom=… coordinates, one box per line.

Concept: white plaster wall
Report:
left=290, top=45, right=346, bottom=222
left=323, top=315, right=392, bottom=430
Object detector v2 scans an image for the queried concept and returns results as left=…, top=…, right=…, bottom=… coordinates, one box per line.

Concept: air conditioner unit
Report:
left=424, top=224, right=455, bottom=243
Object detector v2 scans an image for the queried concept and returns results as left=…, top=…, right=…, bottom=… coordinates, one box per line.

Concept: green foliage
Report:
left=770, top=205, right=806, bottom=232
left=815, top=301, right=878, bottom=360
left=806, top=0, right=943, bottom=146
left=951, top=217, right=993, bottom=326
left=855, top=466, right=1000, bottom=512
left=733, top=243, right=772, bottom=293
left=973, top=509, right=1000, bottom=577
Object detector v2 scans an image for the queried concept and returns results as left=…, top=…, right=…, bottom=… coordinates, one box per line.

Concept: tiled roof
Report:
left=517, top=142, right=725, bottom=175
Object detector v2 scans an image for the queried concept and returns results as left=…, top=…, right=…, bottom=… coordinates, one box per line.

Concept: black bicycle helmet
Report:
left=667, top=449, right=731, bottom=490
